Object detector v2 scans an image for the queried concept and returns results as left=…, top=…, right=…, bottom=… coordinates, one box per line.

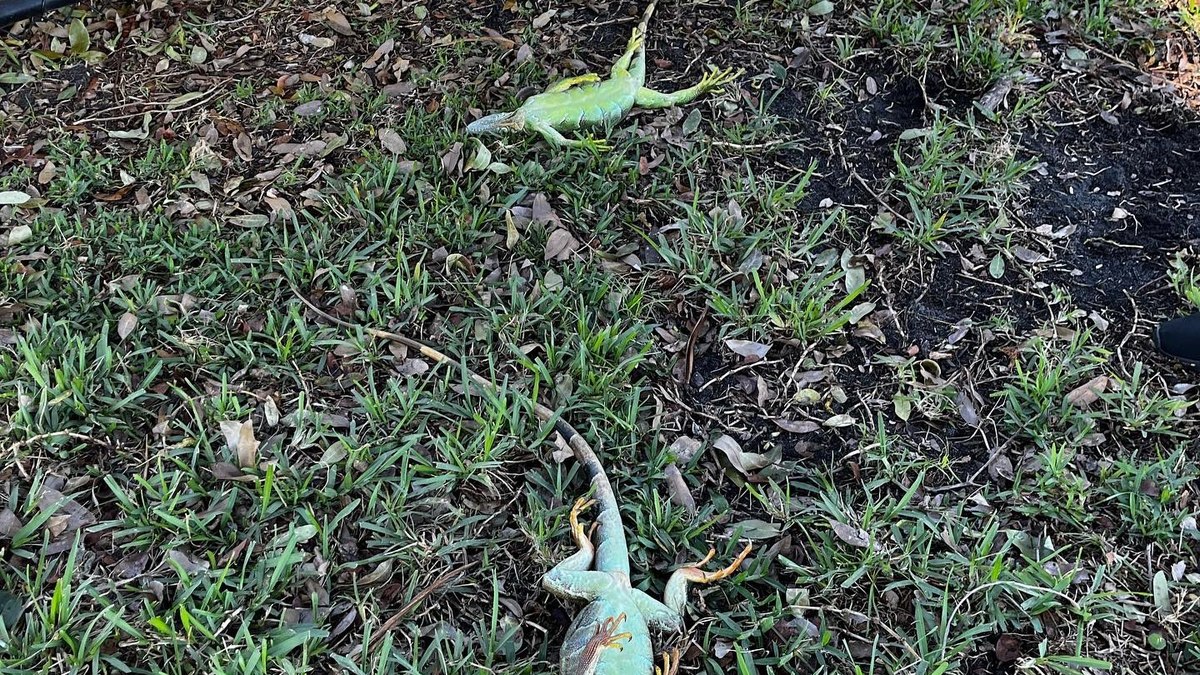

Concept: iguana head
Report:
left=466, top=111, right=524, bottom=135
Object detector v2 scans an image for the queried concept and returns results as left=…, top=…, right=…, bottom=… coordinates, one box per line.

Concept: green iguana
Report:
left=465, top=2, right=741, bottom=151
left=292, top=286, right=752, bottom=675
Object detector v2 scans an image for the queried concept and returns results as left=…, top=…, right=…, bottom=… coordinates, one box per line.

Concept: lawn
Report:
left=1, top=1, right=1199, bottom=673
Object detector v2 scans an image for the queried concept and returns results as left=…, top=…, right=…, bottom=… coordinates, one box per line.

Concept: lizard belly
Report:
left=560, top=591, right=654, bottom=675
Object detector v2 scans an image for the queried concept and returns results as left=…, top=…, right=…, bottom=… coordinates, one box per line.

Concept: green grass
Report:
left=2, top=0, right=1198, bottom=673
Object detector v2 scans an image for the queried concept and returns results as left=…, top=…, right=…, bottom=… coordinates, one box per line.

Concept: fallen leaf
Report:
left=363, top=38, right=394, bottom=68
left=210, top=462, right=255, bottom=481
left=263, top=398, right=280, bottom=427
left=531, top=193, right=561, bottom=227
left=0, top=190, right=31, bottom=205
left=166, top=549, right=210, bottom=575
left=808, top=0, right=835, bottom=15
left=322, top=7, right=354, bottom=35
left=295, top=101, right=323, bottom=117
left=1152, top=570, right=1172, bottom=617
left=531, top=8, right=556, bottom=28
left=725, top=339, right=770, bottom=361
left=830, top=520, right=870, bottom=548
left=670, top=436, right=702, bottom=463
left=378, top=128, right=407, bottom=154
left=358, top=560, right=393, bottom=585
left=3, top=225, right=33, bottom=246
left=663, top=464, right=696, bottom=515
left=117, top=312, right=138, bottom=340
left=544, top=229, right=580, bottom=261
left=713, top=434, right=773, bottom=476
left=298, top=33, right=335, bottom=49
left=994, top=634, right=1021, bottom=662
left=1013, top=246, right=1051, bottom=264
left=37, top=162, right=56, bottom=184
left=440, top=142, right=463, bottom=174
left=1066, top=375, right=1109, bottom=408
left=0, top=509, right=23, bottom=538
left=465, top=138, right=492, bottom=171
left=730, top=518, right=782, bottom=539
left=220, top=420, right=259, bottom=468
left=774, top=418, right=819, bottom=433
left=112, top=551, right=150, bottom=579
left=505, top=211, right=520, bottom=249
left=68, top=18, right=90, bottom=54
left=823, top=414, right=856, bottom=428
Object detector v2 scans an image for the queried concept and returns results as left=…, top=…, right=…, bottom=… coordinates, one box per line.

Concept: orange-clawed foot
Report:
left=655, top=648, right=681, bottom=675
left=570, top=498, right=597, bottom=548
left=679, top=542, right=753, bottom=584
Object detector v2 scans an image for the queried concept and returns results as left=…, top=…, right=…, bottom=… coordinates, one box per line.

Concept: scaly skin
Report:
left=542, top=427, right=753, bottom=675
left=291, top=284, right=752, bottom=675
left=465, top=2, right=742, bottom=152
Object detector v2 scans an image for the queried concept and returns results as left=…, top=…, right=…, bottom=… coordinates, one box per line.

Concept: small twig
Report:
left=5, top=430, right=113, bottom=455
left=366, top=561, right=476, bottom=652
left=682, top=307, right=708, bottom=387
left=710, top=137, right=799, bottom=151
left=5, top=431, right=113, bottom=480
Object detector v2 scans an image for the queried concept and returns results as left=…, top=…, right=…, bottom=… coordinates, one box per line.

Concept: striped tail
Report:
left=555, top=420, right=630, bottom=578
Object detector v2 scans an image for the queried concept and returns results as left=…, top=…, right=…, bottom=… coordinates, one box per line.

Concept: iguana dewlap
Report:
left=466, top=2, right=740, bottom=151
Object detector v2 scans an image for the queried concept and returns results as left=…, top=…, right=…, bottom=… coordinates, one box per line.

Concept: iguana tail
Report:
left=292, top=284, right=631, bottom=578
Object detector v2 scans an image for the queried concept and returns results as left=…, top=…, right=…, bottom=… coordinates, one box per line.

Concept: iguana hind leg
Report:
left=634, top=65, right=742, bottom=109
left=541, top=499, right=613, bottom=602
left=530, top=120, right=611, bottom=152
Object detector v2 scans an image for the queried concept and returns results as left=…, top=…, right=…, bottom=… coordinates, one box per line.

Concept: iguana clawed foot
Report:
left=570, top=497, right=597, bottom=546
left=698, top=64, right=744, bottom=94
left=626, top=26, right=645, bottom=55
left=677, top=542, right=753, bottom=584
left=655, top=648, right=681, bottom=675
left=580, top=137, right=612, bottom=153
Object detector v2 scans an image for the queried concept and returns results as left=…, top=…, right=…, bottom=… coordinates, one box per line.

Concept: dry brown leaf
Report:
left=379, top=128, right=407, bottom=154
left=295, top=100, right=323, bottom=117
left=322, top=7, right=354, bottom=35
left=37, top=161, right=56, bottom=184
left=363, top=38, right=394, bottom=68
left=725, top=338, right=770, bottom=361
left=211, top=462, right=256, bottom=482
left=823, top=414, right=856, bottom=428
left=505, top=211, right=520, bottom=249
left=670, top=436, right=702, bottom=463
left=1013, top=246, right=1051, bottom=264
left=531, top=8, right=557, bottom=28
left=264, top=397, right=280, bottom=427
left=440, top=142, right=463, bottom=174
left=220, top=419, right=259, bottom=468
left=532, top=193, right=562, bottom=227
left=830, top=520, right=870, bottom=548
left=774, top=418, right=819, bottom=434
left=0, top=508, right=23, bottom=538
left=544, top=229, right=580, bottom=261
left=713, top=434, right=773, bottom=476
left=116, top=312, right=138, bottom=340
left=1066, top=375, right=1109, bottom=408
left=663, top=464, right=696, bottom=515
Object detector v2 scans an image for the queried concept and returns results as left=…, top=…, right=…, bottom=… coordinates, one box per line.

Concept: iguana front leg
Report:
left=546, top=73, right=601, bottom=93
left=529, top=119, right=612, bottom=152
left=634, top=65, right=743, bottom=109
